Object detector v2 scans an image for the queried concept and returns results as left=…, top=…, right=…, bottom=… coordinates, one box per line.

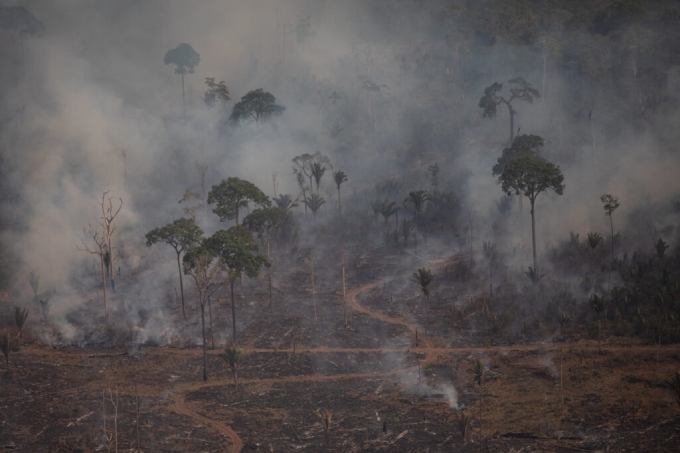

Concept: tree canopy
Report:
left=492, top=134, right=544, bottom=179
left=207, top=177, right=270, bottom=225
left=499, top=154, right=564, bottom=202
left=229, top=88, right=285, bottom=125
left=164, top=43, right=200, bottom=75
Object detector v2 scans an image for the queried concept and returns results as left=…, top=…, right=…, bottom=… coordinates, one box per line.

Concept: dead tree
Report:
left=98, top=191, right=123, bottom=292
left=78, top=226, right=109, bottom=316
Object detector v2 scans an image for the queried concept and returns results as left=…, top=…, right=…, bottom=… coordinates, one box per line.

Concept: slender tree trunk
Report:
left=100, top=255, right=108, bottom=317
left=342, top=247, right=347, bottom=327
left=530, top=198, right=537, bottom=271
left=267, top=237, right=273, bottom=308
left=201, top=294, right=207, bottom=381
left=609, top=216, right=615, bottom=262
left=108, top=238, right=116, bottom=293
left=208, top=295, right=214, bottom=349
left=337, top=187, right=342, bottom=221
left=311, top=255, right=317, bottom=323
left=181, top=72, right=185, bottom=118
left=177, top=252, right=187, bottom=319
left=424, top=294, right=430, bottom=324
left=231, top=281, right=237, bottom=346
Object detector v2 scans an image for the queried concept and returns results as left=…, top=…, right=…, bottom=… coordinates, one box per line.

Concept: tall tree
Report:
left=376, top=199, right=397, bottom=227
left=332, top=171, right=348, bottom=220
left=164, top=43, right=200, bottom=118
left=145, top=218, right=203, bottom=319
left=491, top=134, right=544, bottom=178
left=202, top=77, right=230, bottom=109
left=273, top=193, right=299, bottom=212
left=207, top=177, right=270, bottom=226
left=479, top=77, right=540, bottom=143
left=77, top=227, right=109, bottom=316
left=310, top=161, right=326, bottom=193
left=600, top=194, right=620, bottom=263
left=412, top=267, right=435, bottom=324
left=183, top=243, right=226, bottom=381
left=208, top=226, right=268, bottom=346
left=292, top=152, right=332, bottom=197
left=499, top=154, right=565, bottom=271
left=229, top=88, right=285, bottom=127
left=243, top=207, right=288, bottom=307
left=304, top=193, right=326, bottom=222
left=404, top=190, right=429, bottom=255
left=98, top=191, right=123, bottom=293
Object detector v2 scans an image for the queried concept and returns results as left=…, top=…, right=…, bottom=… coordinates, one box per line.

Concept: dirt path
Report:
left=169, top=381, right=244, bottom=453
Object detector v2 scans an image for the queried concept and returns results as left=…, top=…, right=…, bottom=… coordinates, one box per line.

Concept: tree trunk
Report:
left=231, top=281, right=237, bottom=346
left=181, top=72, right=185, bottom=118
left=530, top=197, right=537, bottom=271
left=311, top=256, right=317, bottom=323
left=337, top=187, right=342, bottom=221
left=610, top=216, right=615, bottom=262
left=424, top=294, right=430, bottom=325
left=108, top=238, right=115, bottom=293
left=208, top=295, right=214, bottom=349
left=267, top=237, right=273, bottom=308
left=342, top=247, right=347, bottom=327
left=201, top=293, right=207, bottom=381
left=177, top=252, right=187, bottom=319
left=100, top=254, right=108, bottom=317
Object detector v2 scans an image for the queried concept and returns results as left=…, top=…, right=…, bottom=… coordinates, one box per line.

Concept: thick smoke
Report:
left=0, top=0, right=678, bottom=344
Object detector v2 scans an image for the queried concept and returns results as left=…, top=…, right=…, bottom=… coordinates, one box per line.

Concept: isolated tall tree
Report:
left=600, top=194, right=620, bottom=263
left=98, top=191, right=123, bottom=293
left=273, top=193, right=298, bottom=212
left=479, top=77, right=540, bottom=143
left=208, top=177, right=270, bottom=225
left=412, top=267, right=435, bottom=324
left=310, top=161, right=326, bottom=193
left=492, top=134, right=544, bottom=178
left=145, top=217, right=203, bottom=319
left=499, top=154, right=564, bottom=271
left=243, top=207, right=288, bottom=307
left=332, top=171, right=348, bottom=220
left=183, top=243, right=226, bottom=381
left=208, top=226, right=268, bottom=346
left=230, top=88, right=285, bottom=127
left=404, top=190, right=429, bottom=255
left=164, top=43, right=200, bottom=118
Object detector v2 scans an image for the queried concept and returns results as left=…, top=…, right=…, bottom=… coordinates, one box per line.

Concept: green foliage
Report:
left=412, top=268, right=435, bottom=297
left=600, top=194, right=620, bottom=216
left=273, top=194, right=298, bottom=212
left=587, top=232, right=603, bottom=251
left=310, top=162, right=326, bottom=191
left=499, top=154, right=565, bottom=201
left=332, top=171, right=347, bottom=189
left=207, top=226, right=268, bottom=280
left=524, top=266, right=545, bottom=284
left=145, top=217, right=204, bottom=253
left=164, top=43, right=200, bottom=75
left=220, top=346, right=245, bottom=384
left=202, top=77, right=230, bottom=109
left=178, top=188, right=203, bottom=220
left=473, top=358, right=484, bottom=386
left=304, top=193, right=326, bottom=220
left=479, top=78, right=540, bottom=118
left=208, top=177, right=270, bottom=224
left=375, top=199, right=397, bottom=226
left=589, top=294, right=608, bottom=317
left=404, top=190, right=430, bottom=220
left=229, top=88, right=285, bottom=124
left=492, top=134, right=544, bottom=178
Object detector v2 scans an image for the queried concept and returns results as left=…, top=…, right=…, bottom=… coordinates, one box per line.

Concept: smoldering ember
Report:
left=1, top=1, right=680, bottom=452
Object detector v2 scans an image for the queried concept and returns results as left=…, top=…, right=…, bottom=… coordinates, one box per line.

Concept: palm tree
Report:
left=404, top=190, right=429, bottom=255
left=600, top=194, right=619, bottom=262
left=589, top=294, right=607, bottom=354
left=377, top=199, right=397, bottom=227
left=310, top=162, right=326, bottom=194
left=273, top=194, right=299, bottom=212
left=14, top=307, right=28, bottom=338
left=332, top=171, right=348, bottom=220
left=220, top=346, right=245, bottom=387
left=412, top=268, right=435, bottom=324
left=587, top=232, right=602, bottom=252
left=304, top=193, right=326, bottom=222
